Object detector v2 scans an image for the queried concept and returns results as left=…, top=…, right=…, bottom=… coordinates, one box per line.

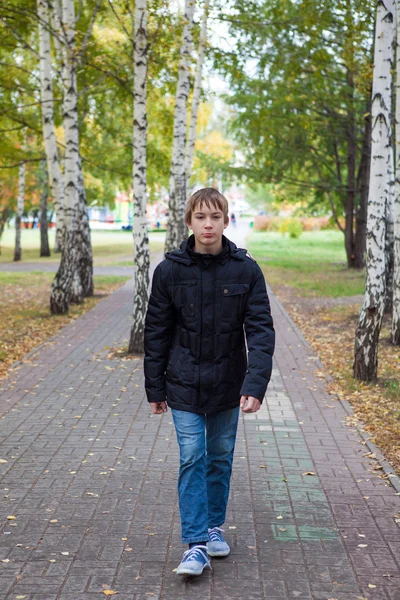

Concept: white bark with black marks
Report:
left=50, top=0, right=81, bottom=313
left=76, top=153, right=94, bottom=297
left=49, top=0, right=93, bottom=296
left=40, top=160, right=51, bottom=257
left=393, top=0, right=400, bottom=343
left=129, top=0, right=150, bottom=353
left=38, top=0, right=64, bottom=253
left=165, top=0, right=195, bottom=253
left=185, top=1, right=208, bottom=195
left=354, top=0, right=395, bottom=380
left=14, top=127, right=26, bottom=262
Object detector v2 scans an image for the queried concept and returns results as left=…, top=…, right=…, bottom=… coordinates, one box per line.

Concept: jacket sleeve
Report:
left=144, top=264, right=174, bottom=403
left=240, top=265, right=275, bottom=403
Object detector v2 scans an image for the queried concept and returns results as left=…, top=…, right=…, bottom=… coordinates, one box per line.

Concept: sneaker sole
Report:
left=176, top=566, right=209, bottom=576
left=207, top=548, right=230, bottom=557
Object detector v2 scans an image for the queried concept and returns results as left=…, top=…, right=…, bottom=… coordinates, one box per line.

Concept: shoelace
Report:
left=182, top=545, right=209, bottom=564
left=208, top=527, right=225, bottom=542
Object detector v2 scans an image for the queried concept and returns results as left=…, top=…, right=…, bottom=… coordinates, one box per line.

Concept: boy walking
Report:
left=144, top=188, right=275, bottom=576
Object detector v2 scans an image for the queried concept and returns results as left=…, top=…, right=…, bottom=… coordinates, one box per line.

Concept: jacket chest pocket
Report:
left=220, top=283, right=249, bottom=321
left=168, top=280, right=198, bottom=319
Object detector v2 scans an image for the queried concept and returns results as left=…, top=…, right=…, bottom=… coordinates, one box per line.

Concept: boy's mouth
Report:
left=202, top=233, right=214, bottom=237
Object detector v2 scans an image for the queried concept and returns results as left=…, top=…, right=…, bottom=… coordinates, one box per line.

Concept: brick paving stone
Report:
left=0, top=254, right=399, bottom=599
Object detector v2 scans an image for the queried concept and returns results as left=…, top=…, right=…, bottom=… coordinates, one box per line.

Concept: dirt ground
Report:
left=273, top=284, right=400, bottom=476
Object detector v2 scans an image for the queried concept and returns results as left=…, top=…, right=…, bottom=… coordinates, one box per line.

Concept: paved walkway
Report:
left=0, top=228, right=399, bottom=600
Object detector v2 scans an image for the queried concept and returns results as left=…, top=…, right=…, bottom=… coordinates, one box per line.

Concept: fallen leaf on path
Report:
left=302, top=471, right=316, bottom=476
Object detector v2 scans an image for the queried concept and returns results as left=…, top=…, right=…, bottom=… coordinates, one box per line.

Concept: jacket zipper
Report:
left=197, top=269, right=202, bottom=410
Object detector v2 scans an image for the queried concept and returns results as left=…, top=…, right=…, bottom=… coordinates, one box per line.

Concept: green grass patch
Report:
left=0, top=271, right=129, bottom=287
left=247, top=230, right=365, bottom=297
left=0, top=228, right=165, bottom=264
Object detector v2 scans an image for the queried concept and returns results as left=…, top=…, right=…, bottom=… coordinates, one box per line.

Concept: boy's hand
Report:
left=150, top=401, right=168, bottom=414
left=240, top=395, right=261, bottom=413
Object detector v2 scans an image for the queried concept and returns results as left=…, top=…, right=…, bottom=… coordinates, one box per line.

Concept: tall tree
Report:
left=50, top=0, right=94, bottom=298
left=39, top=159, right=51, bottom=257
left=14, top=125, right=27, bottom=262
left=217, top=0, right=374, bottom=268
left=185, top=1, right=208, bottom=194
left=128, top=0, right=150, bottom=353
left=393, top=0, right=400, bottom=344
left=354, top=0, right=394, bottom=380
left=38, top=0, right=65, bottom=253
left=50, top=0, right=82, bottom=313
left=165, top=0, right=195, bottom=253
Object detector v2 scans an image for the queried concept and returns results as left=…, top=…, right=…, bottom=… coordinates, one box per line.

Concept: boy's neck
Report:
left=193, top=237, right=223, bottom=255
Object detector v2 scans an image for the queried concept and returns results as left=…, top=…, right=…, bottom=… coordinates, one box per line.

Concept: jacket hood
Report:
left=165, top=234, right=247, bottom=265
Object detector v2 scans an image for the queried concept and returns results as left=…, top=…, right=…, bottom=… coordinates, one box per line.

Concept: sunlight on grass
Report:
left=0, top=228, right=165, bottom=264
left=248, top=231, right=365, bottom=297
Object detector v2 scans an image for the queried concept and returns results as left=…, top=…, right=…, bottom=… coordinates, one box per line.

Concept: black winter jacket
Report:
left=144, top=235, right=275, bottom=414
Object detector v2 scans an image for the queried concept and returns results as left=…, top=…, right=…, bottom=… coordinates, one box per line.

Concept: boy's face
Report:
left=187, top=202, right=229, bottom=254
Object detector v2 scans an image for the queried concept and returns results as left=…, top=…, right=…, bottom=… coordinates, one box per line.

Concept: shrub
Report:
left=254, top=215, right=280, bottom=231
left=279, top=217, right=303, bottom=238
left=302, top=217, right=330, bottom=231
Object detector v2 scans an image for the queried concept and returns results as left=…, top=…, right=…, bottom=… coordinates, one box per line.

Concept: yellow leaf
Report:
left=49, top=519, right=58, bottom=523
left=7, top=516, right=15, bottom=520
left=368, top=584, right=376, bottom=589
left=276, top=515, right=283, bottom=520
left=103, top=591, right=118, bottom=596
left=302, top=471, right=316, bottom=476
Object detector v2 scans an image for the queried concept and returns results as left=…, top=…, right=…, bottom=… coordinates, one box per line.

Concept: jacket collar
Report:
left=165, top=235, right=247, bottom=265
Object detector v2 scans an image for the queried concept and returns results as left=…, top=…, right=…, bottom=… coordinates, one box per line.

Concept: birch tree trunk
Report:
left=50, top=0, right=81, bottom=314
left=0, top=209, right=9, bottom=255
left=38, top=0, right=64, bottom=253
left=14, top=127, right=26, bottom=262
left=185, top=1, right=208, bottom=195
left=354, top=98, right=372, bottom=268
left=164, top=0, right=195, bottom=253
left=385, top=165, right=395, bottom=312
left=76, top=154, right=94, bottom=297
left=40, top=160, right=51, bottom=257
left=393, top=0, right=400, bottom=343
left=354, top=0, right=394, bottom=380
left=128, top=0, right=150, bottom=353
left=49, top=0, right=93, bottom=297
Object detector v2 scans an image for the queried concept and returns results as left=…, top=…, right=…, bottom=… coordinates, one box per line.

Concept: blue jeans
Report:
left=171, top=407, right=240, bottom=544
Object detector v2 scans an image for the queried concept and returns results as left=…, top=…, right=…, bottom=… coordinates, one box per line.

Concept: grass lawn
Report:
left=0, top=228, right=165, bottom=265
left=0, top=227, right=166, bottom=381
left=0, top=271, right=130, bottom=379
left=248, top=229, right=400, bottom=475
left=248, top=230, right=365, bottom=296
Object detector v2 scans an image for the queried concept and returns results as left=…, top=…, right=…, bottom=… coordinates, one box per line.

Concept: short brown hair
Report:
left=185, top=187, right=229, bottom=225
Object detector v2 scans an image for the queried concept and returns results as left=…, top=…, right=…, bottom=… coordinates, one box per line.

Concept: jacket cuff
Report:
left=240, top=382, right=267, bottom=404
left=145, top=389, right=167, bottom=404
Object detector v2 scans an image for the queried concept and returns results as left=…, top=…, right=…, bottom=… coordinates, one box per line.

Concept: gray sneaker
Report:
left=176, top=545, right=211, bottom=576
left=207, top=527, right=230, bottom=557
